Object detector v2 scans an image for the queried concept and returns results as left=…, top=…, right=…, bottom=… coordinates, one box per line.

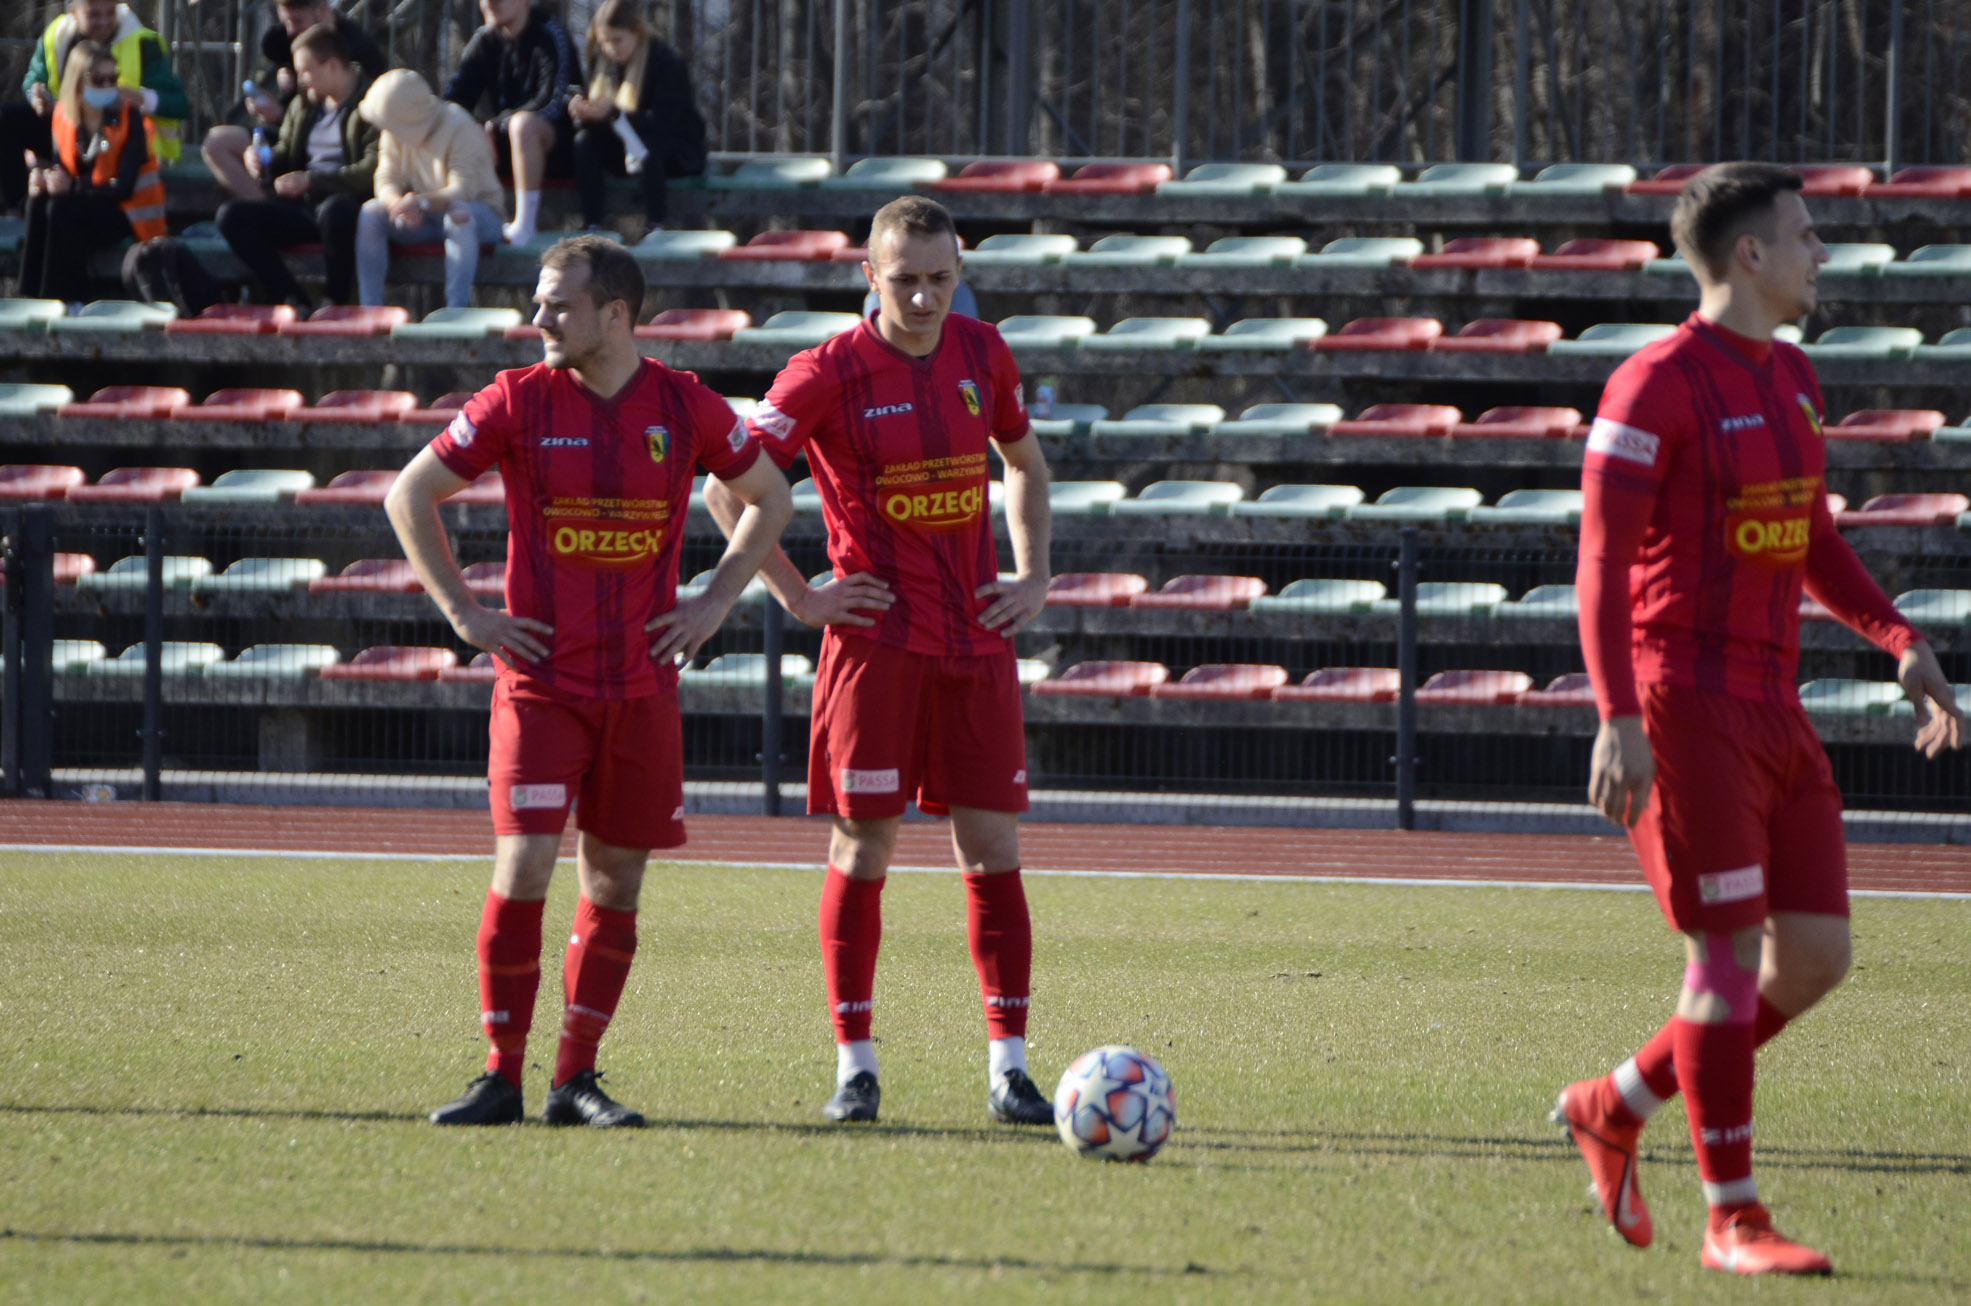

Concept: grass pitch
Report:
left=1, top=849, right=1967, bottom=1304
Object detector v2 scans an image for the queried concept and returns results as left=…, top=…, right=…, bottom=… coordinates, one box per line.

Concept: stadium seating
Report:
left=1046, top=573, right=1148, bottom=607
left=0, top=384, right=73, bottom=416
left=1370, top=583, right=1507, bottom=616
left=993, top=315, right=1097, bottom=347
left=634, top=309, right=752, bottom=341
left=712, top=156, right=832, bottom=188
left=1346, top=487, right=1483, bottom=520
left=48, top=300, right=175, bottom=333
left=1529, top=238, right=1661, bottom=270
left=1278, top=163, right=1400, bottom=195
left=1450, top=406, right=1582, bottom=438
left=203, top=644, right=340, bottom=679
left=1818, top=242, right=1897, bottom=273
left=1232, top=485, right=1365, bottom=519
left=681, top=653, right=815, bottom=684
left=1548, top=323, right=1678, bottom=356
left=293, top=391, right=419, bottom=422
left=49, top=639, right=106, bottom=670
left=932, top=159, right=1060, bottom=192
left=1802, top=326, right=1923, bottom=359
left=1081, top=317, right=1212, bottom=350
left=295, top=471, right=398, bottom=505
left=962, top=234, right=1079, bottom=266
left=0, top=298, right=65, bottom=331
left=819, top=156, right=947, bottom=189
left=679, top=569, right=769, bottom=603
left=307, top=560, right=422, bottom=593
left=719, top=230, right=852, bottom=261
left=66, top=467, right=200, bottom=502
left=1197, top=318, right=1328, bottom=350
left=1313, top=318, right=1443, bottom=351
left=1883, top=244, right=1971, bottom=276
left=180, top=470, right=316, bottom=504
left=1067, top=235, right=1192, bottom=266
left=1836, top=493, right=1970, bottom=527
left=87, top=641, right=224, bottom=675
left=1182, top=237, right=1308, bottom=267
left=1824, top=410, right=1946, bottom=440
left=59, top=387, right=191, bottom=419
left=170, top=388, right=303, bottom=421
left=787, top=479, right=823, bottom=513
left=1149, top=664, right=1289, bottom=700
left=1111, top=481, right=1244, bottom=515
left=393, top=308, right=523, bottom=339
left=1329, top=404, right=1462, bottom=437
left=1797, top=679, right=1907, bottom=712
left=636, top=229, right=739, bottom=258
left=1249, top=579, right=1385, bottom=612
left=1028, top=403, right=1109, bottom=436
left=1028, top=660, right=1168, bottom=696
left=1090, top=405, right=1225, bottom=437
left=1894, top=590, right=1971, bottom=623
left=1272, top=667, right=1399, bottom=702
left=438, top=652, right=499, bottom=684
left=1300, top=236, right=1422, bottom=266
left=1430, top=320, right=1562, bottom=354
left=401, top=393, right=476, bottom=425
left=194, top=558, right=328, bottom=592
left=1519, top=673, right=1595, bottom=706
left=319, top=646, right=458, bottom=681
left=1413, top=669, right=1534, bottom=703
left=462, top=562, right=504, bottom=597
left=1496, top=584, right=1578, bottom=616
left=1156, top=162, right=1288, bottom=195
left=0, top=465, right=84, bottom=500
left=1399, top=163, right=1519, bottom=194
left=453, top=473, right=505, bottom=506
left=1211, top=405, right=1345, bottom=439
left=76, top=556, right=212, bottom=589
left=1468, top=490, right=1583, bottom=523
left=1626, top=164, right=1707, bottom=194
left=1129, top=576, right=1267, bottom=610
left=1514, top=163, right=1638, bottom=194
left=1919, top=328, right=1971, bottom=361
left=277, top=305, right=407, bottom=336
left=1048, top=481, right=1127, bottom=514
left=1411, top=237, right=1541, bottom=269
left=165, top=304, right=296, bottom=336
left=1869, top=166, right=1971, bottom=198
left=1045, top=162, right=1173, bottom=194
left=731, top=311, right=861, bottom=348
left=1792, top=164, right=1876, bottom=195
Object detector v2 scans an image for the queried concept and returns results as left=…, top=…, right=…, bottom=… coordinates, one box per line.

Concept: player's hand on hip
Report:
left=453, top=603, right=552, bottom=666
left=644, top=593, right=727, bottom=665
left=1898, top=640, right=1965, bottom=758
left=791, top=572, right=894, bottom=629
left=1588, top=715, right=1655, bottom=827
left=975, top=572, right=1048, bottom=638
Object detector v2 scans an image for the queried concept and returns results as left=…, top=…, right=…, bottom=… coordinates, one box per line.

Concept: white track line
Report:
left=4, top=842, right=1967, bottom=899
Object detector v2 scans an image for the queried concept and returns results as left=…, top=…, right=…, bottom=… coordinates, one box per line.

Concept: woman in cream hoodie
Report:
left=356, top=68, right=506, bottom=307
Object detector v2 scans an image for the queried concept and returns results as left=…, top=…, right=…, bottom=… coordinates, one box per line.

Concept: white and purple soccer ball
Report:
left=1052, top=1044, right=1175, bottom=1162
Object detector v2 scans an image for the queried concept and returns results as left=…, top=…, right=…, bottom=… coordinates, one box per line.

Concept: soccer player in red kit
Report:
left=1553, top=164, right=1963, bottom=1274
left=706, top=195, right=1055, bottom=1125
left=386, top=235, right=793, bottom=1128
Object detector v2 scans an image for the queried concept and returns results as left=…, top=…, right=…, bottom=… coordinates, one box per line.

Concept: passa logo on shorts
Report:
left=1697, top=864, right=1764, bottom=904
left=509, top=783, right=567, bottom=810
left=839, top=767, right=900, bottom=794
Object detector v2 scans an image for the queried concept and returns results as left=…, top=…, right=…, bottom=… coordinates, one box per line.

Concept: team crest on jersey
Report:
left=957, top=379, right=981, bottom=417
left=645, top=425, right=670, bottom=464
left=1795, top=393, right=1822, bottom=438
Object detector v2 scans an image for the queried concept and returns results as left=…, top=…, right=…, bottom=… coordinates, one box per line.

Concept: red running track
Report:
left=2, top=801, right=1968, bottom=895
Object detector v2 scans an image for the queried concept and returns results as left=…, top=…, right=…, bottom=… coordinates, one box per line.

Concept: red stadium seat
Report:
left=294, top=470, right=399, bottom=505
left=635, top=309, right=753, bottom=341
left=1824, top=409, right=1946, bottom=441
left=401, top=392, right=477, bottom=425
left=319, top=646, right=457, bottom=681
left=1518, top=673, right=1596, bottom=707
left=1046, top=573, right=1149, bottom=607
left=292, top=390, right=420, bottom=422
left=931, top=159, right=1060, bottom=193
left=717, top=230, right=852, bottom=261
left=1328, top=403, right=1463, bottom=437
left=1311, top=317, right=1443, bottom=351
left=461, top=561, right=504, bottom=596
left=1043, top=162, right=1174, bottom=195
left=503, top=323, right=544, bottom=340
left=1410, top=236, right=1541, bottom=269
left=58, top=386, right=191, bottom=419
left=0, top=552, right=97, bottom=584
left=1625, top=164, right=1708, bottom=195
left=1272, top=667, right=1399, bottom=703
left=277, top=305, right=409, bottom=337
left=169, top=388, right=304, bottom=422
left=1835, top=493, right=1970, bottom=527
left=66, top=466, right=200, bottom=503
left=1429, top=319, right=1562, bottom=354
left=165, top=304, right=297, bottom=335
left=307, top=559, right=423, bottom=593
left=1413, top=670, right=1535, bottom=704
left=438, top=651, right=500, bottom=683
left=0, top=464, right=85, bottom=500
left=1129, top=575, right=1267, bottom=611
left=1529, top=238, right=1662, bottom=270
left=1792, top=164, right=1875, bottom=196
left=1868, top=166, right=1971, bottom=198
left=1028, top=660, right=1169, bottom=697
left=1449, top=406, right=1584, bottom=439
left=1149, top=664, right=1291, bottom=701
left=452, top=472, right=504, bottom=506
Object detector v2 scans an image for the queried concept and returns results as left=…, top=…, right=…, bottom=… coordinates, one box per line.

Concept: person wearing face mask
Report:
left=18, top=41, right=165, bottom=304
left=567, top=0, right=704, bottom=235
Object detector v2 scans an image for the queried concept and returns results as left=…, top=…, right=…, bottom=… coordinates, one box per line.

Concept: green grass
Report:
left=1, top=850, right=1966, bottom=1304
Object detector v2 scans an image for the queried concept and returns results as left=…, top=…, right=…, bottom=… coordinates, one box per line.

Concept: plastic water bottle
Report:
left=1033, top=383, right=1055, bottom=419
left=242, top=79, right=279, bottom=120
left=250, top=126, right=272, bottom=173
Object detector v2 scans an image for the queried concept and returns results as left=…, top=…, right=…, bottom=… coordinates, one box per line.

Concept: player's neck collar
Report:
left=864, top=313, right=943, bottom=365
left=1690, top=312, right=1773, bottom=368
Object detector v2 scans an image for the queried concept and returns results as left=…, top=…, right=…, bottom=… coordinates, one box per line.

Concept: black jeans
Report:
left=573, top=123, right=668, bottom=228
left=20, top=191, right=132, bottom=301
left=216, top=192, right=361, bottom=307
left=0, top=100, right=55, bottom=213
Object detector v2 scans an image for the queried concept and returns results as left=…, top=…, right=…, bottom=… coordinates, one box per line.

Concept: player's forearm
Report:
left=705, top=477, right=807, bottom=609
left=696, top=494, right=792, bottom=609
left=1803, top=522, right=1919, bottom=658
left=1577, top=472, right=1653, bottom=719
left=384, top=488, right=478, bottom=625
left=1002, top=459, right=1051, bottom=581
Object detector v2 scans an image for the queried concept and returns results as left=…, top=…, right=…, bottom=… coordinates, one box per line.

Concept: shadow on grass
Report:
left=0, top=1228, right=1212, bottom=1279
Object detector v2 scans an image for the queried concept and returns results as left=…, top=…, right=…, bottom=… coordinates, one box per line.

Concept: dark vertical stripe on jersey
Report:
left=522, top=376, right=561, bottom=693
left=957, top=328, right=1003, bottom=646
left=1673, top=348, right=1736, bottom=695
left=838, top=343, right=912, bottom=645
left=914, top=338, right=963, bottom=652
left=590, top=371, right=633, bottom=699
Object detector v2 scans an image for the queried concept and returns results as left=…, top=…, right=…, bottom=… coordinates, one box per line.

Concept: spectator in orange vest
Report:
left=19, top=41, right=165, bottom=304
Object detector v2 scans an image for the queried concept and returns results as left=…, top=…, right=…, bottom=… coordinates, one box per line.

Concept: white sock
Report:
left=612, top=114, right=649, bottom=175
left=1611, top=1056, right=1666, bottom=1121
left=987, top=1036, right=1027, bottom=1085
left=836, top=1039, right=878, bottom=1086
left=503, top=190, right=541, bottom=244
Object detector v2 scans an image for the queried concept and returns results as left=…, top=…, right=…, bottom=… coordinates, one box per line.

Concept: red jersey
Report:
left=747, top=314, right=1031, bottom=657
left=1578, top=313, right=1916, bottom=718
left=431, top=359, right=760, bottom=699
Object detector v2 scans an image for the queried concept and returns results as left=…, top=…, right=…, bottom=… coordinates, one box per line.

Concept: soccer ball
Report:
left=1052, top=1044, right=1175, bottom=1162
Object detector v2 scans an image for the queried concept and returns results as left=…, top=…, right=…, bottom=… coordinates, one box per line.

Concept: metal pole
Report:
left=760, top=599, right=784, bottom=817
left=1512, top=0, right=1530, bottom=168
left=2, top=508, right=20, bottom=795
left=1171, top=0, right=1191, bottom=175
left=14, top=507, right=54, bottom=799
left=829, top=0, right=849, bottom=176
left=1884, top=0, right=1903, bottom=176
left=141, top=506, right=165, bottom=801
left=1455, top=0, right=1494, bottom=161
left=1394, top=529, right=1419, bottom=831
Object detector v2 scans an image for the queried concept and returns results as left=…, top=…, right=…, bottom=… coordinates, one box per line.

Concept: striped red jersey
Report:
left=431, top=359, right=760, bottom=699
left=1577, top=313, right=1915, bottom=718
left=747, top=314, right=1031, bottom=657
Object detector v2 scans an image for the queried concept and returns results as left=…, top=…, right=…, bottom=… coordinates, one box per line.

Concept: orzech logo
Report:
left=957, top=379, right=981, bottom=417
left=549, top=519, right=667, bottom=570
left=645, top=425, right=670, bottom=464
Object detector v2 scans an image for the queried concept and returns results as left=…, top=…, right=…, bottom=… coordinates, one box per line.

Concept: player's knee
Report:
left=1788, top=932, right=1852, bottom=998
left=1679, top=930, right=1760, bottom=1025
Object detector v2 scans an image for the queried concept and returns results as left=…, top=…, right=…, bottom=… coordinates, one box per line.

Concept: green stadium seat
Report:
left=1047, top=572, right=1148, bottom=607
left=1496, top=584, right=1579, bottom=617
left=1413, top=669, right=1532, bottom=703
left=1883, top=245, right=1971, bottom=276
left=709, top=156, right=832, bottom=188
left=278, top=305, right=408, bottom=336
left=193, top=558, right=328, bottom=592
left=1045, top=162, right=1173, bottom=194
left=1028, top=660, right=1168, bottom=697
left=1130, top=576, right=1266, bottom=610
left=320, top=647, right=458, bottom=681
left=681, top=653, right=814, bottom=684
left=932, top=159, right=1060, bottom=193
left=67, top=467, right=200, bottom=502
left=1398, top=163, right=1519, bottom=195
left=308, top=560, right=422, bottom=594
left=1048, top=480, right=1126, bottom=515
left=1530, top=238, right=1661, bottom=270
left=819, top=156, right=947, bottom=189
left=1080, top=317, right=1211, bottom=350
left=1300, top=236, right=1423, bottom=267
left=1157, top=162, right=1288, bottom=196
left=1430, top=320, right=1562, bottom=354
left=1817, top=242, right=1897, bottom=273
left=1313, top=318, right=1443, bottom=352
left=719, top=230, right=852, bottom=261
left=635, top=229, right=738, bottom=259
left=962, top=233, right=1079, bottom=266
left=1197, top=318, right=1328, bottom=351
left=1868, top=166, right=1971, bottom=198
left=787, top=479, right=824, bottom=513
left=1888, top=685, right=1971, bottom=718
left=1467, top=489, right=1584, bottom=523
left=1826, top=409, right=1946, bottom=440
left=0, top=299, right=65, bottom=332
left=731, top=311, right=861, bottom=348
left=1936, top=422, right=1971, bottom=443
left=1799, top=326, right=1923, bottom=359
left=88, top=641, right=225, bottom=676
left=1272, top=666, right=1398, bottom=702
left=1278, top=164, right=1401, bottom=196
left=1091, top=405, right=1226, bottom=437
left=1345, top=486, right=1482, bottom=521
left=1015, top=659, right=1051, bottom=685
left=0, top=215, right=22, bottom=252
left=1451, top=406, right=1582, bottom=438
left=1065, top=235, right=1192, bottom=266
left=1028, top=402, right=1108, bottom=437
left=204, top=644, right=340, bottom=679
left=1644, top=252, right=1694, bottom=275
left=1836, top=493, right=1970, bottom=527
left=494, top=227, right=622, bottom=259
left=170, top=388, right=304, bottom=421
left=1150, top=664, right=1290, bottom=700
left=0, top=464, right=84, bottom=499
left=1797, top=679, right=1905, bottom=713
left=0, top=384, right=73, bottom=416
left=1330, top=403, right=1462, bottom=437
left=1370, top=582, right=1507, bottom=616
left=1180, top=236, right=1307, bottom=267
left=1915, top=327, right=1971, bottom=361
left=165, top=304, right=297, bottom=335
left=1893, top=590, right=1971, bottom=624
left=1548, top=323, right=1679, bottom=356
left=1513, top=163, right=1638, bottom=194
left=1411, top=237, right=1541, bottom=269
left=1213, top=404, right=1345, bottom=437
left=294, top=470, right=398, bottom=504
left=393, top=307, right=523, bottom=339
left=993, top=315, right=1097, bottom=347
left=181, top=470, right=316, bottom=504
left=48, top=300, right=175, bottom=333
left=1249, top=578, right=1383, bottom=612
left=635, top=308, right=751, bottom=341
left=1519, top=673, right=1595, bottom=706
left=1231, top=484, right=1363, bottom=519
left=78, top=556, right=213, bottom=591
left=50, top=639, right=107, bottom=672
left=1111, top=480, right=1244, bottom=516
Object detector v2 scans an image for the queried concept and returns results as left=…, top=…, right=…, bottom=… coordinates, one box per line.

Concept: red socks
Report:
left=1621, top=994, right=1794, bottom=1120
left=963, top=869, right=1032, bottom=1040
left=553, top=897, right=638, bottom=1086
left=1673, top=1016, right=1758, bottom=1207
left=476, top=891, right=545, bottom=1089
left=819, top=866, right=884, bottom=1043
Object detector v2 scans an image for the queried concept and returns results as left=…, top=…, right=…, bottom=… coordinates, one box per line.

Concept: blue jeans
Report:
left=355, top=199, right=503, bottom=308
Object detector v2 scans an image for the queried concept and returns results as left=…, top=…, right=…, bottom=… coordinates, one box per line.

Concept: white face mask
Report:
left=82, top=86, right=122, bottom=109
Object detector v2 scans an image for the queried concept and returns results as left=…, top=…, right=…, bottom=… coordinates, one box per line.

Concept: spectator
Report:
left=203, top=0, right=389, bottom=201
left=215, top=24, right=379, bottom=311
left=355, top=69, right=505, bottom=309
left=444, top=0, right=581, bottom=246
left=0, top=0, right=188, bottom=214
left=568, top=0, right=705, bottom=235
left=18, top=42, right=165, bottom=304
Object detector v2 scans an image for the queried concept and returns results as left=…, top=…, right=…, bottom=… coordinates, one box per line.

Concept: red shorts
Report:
left=1628, top=682, right=1848, bottom=932
left=808, top=632, right=1029, bottom=819
left=487, top=676, right=686, bottom=850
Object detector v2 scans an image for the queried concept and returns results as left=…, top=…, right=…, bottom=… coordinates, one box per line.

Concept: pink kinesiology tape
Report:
left=1683, top=931, right=1759, bottom=1024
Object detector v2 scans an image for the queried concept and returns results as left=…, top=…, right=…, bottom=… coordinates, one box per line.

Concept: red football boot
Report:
left=1700, top=1204, right=1833, bottom=1276
left=1551, top=1077, right=1652, bottom=1247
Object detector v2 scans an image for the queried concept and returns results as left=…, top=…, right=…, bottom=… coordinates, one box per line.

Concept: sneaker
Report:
left=542, top=1068, right=644, bottom=1128
left=429, top=1071, right=523, bottom=1126
left=1700, top=1204, right=1833, bottom=1276
left=987, top=1068, right=1054, bottom=1125
left=1551, top=1078, right=1652, bottom=1247
left=823, top=1070, right=880, bottom=1123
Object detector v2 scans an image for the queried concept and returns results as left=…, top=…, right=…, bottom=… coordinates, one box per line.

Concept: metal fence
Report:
left=4, top=0, right=1968, bottom=173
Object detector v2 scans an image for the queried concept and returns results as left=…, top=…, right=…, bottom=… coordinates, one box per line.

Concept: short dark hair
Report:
left=1670, top=162, right=1806, bottom=278
left=289, top=23, right=349, bottom=66
left=868, top=195, right=958, bottom=261
left=541, top=234, right=646, bottom=320
left=277, top=0, right=331, bottom=11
